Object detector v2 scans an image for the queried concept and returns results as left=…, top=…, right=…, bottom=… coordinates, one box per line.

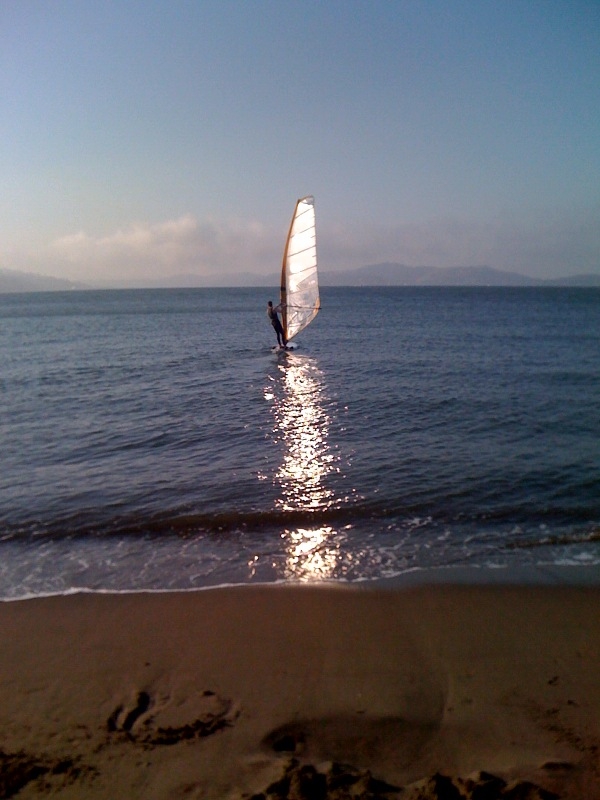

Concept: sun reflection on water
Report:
left=263, top=354, right=339, bottom=579
left=283, top=526, right=337, bottom=580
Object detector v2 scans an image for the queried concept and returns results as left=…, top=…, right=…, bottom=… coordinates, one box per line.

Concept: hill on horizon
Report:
left=0, top=268, right=88, bottom=293
left=320, top=263, right=600, bottom=287
left=1, top=264, right=599, bottom=293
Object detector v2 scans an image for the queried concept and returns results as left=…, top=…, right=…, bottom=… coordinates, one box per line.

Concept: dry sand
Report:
left=0, top=578, right=598, bottom=798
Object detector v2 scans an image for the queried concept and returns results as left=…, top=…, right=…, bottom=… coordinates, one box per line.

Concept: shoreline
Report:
left=2, top=562, right=600, bottom=604
left=1, top=577, right=598, bottom=798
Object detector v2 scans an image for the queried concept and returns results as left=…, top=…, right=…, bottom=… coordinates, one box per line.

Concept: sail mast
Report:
left=279, top=198, right=300, bottom=340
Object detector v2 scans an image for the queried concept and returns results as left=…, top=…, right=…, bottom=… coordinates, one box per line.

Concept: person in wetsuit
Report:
left=267, top=300, right=287, bottom=348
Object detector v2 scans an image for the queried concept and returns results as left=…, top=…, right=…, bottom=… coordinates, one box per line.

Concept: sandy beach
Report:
left=1, top=575, right=599, bottom=799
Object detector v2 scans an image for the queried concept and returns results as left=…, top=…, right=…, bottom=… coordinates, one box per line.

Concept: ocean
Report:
left=1, top=286, right=599, bottom=599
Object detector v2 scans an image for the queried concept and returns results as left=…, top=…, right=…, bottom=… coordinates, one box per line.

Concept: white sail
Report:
left=280, top=195, right=319, bottom=342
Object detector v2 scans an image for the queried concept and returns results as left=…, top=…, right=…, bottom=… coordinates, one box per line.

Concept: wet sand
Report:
left=0, top=574, right=599, bottom=798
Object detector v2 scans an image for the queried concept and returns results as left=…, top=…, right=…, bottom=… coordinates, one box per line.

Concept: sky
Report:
left=1, top=0, right=599, bottom=285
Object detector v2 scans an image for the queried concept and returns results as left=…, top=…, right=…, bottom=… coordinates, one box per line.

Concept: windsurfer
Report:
left=267, top=301, right=287, bottom=348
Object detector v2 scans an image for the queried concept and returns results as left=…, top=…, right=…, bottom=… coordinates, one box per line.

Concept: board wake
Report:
left=271, top=343, right=298, bottom=353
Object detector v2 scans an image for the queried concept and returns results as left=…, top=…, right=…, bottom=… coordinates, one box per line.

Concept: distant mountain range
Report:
left=0, top=269, right=89, bottom=293
left=1, top=264, right=600, bottom=293
left=320, top=263, right=600, bottom=287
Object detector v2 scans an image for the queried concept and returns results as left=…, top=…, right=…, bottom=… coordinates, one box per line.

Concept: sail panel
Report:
left=280, top=196, right=319, bottom=342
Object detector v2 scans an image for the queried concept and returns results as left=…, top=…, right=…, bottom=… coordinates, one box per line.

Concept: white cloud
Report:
left=3, top=207, right=598, bottom=285
left=46, top=214, right=278, bottom=282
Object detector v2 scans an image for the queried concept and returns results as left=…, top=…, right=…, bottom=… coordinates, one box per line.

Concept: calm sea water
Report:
left=1, top=287, right=599, bottom=598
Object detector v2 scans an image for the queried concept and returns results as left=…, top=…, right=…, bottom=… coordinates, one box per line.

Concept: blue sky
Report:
left=1, top=0, right=599, bottom=284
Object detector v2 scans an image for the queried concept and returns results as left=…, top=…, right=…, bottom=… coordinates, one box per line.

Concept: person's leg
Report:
left=276, top=321, right=285, bottom=347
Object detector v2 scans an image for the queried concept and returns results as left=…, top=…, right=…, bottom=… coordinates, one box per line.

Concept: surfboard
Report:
left=271, top=344, right=298, bottom=353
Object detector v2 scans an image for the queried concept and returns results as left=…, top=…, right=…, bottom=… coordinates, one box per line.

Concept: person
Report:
left=267, top=300, right=287, bottom=348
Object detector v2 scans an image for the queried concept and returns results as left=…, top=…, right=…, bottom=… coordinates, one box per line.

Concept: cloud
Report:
left=47, top=215, right=278, bottom=282
left=3, top=206, right=598, bottom=285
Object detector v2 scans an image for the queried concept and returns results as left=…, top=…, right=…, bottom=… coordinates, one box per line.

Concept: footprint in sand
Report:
left=0, top=748, right=94, bottom=796
left=107, top=688, right=239, bottom=745
left=262, top=714, right=439, bottom=769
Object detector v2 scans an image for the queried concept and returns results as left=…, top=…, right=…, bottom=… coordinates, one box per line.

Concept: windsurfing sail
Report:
left=280, top=195, right=319, bottom=342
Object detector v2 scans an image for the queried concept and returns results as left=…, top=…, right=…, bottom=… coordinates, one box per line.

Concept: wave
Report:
left=0, top=503, right=384, bottom=542
left=505, top=527, right=600, bottom=550
left=1, top=499, right=598, bottom=544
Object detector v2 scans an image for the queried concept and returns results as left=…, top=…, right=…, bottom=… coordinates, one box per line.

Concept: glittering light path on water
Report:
left=263, top=353, right=341, bottom=579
